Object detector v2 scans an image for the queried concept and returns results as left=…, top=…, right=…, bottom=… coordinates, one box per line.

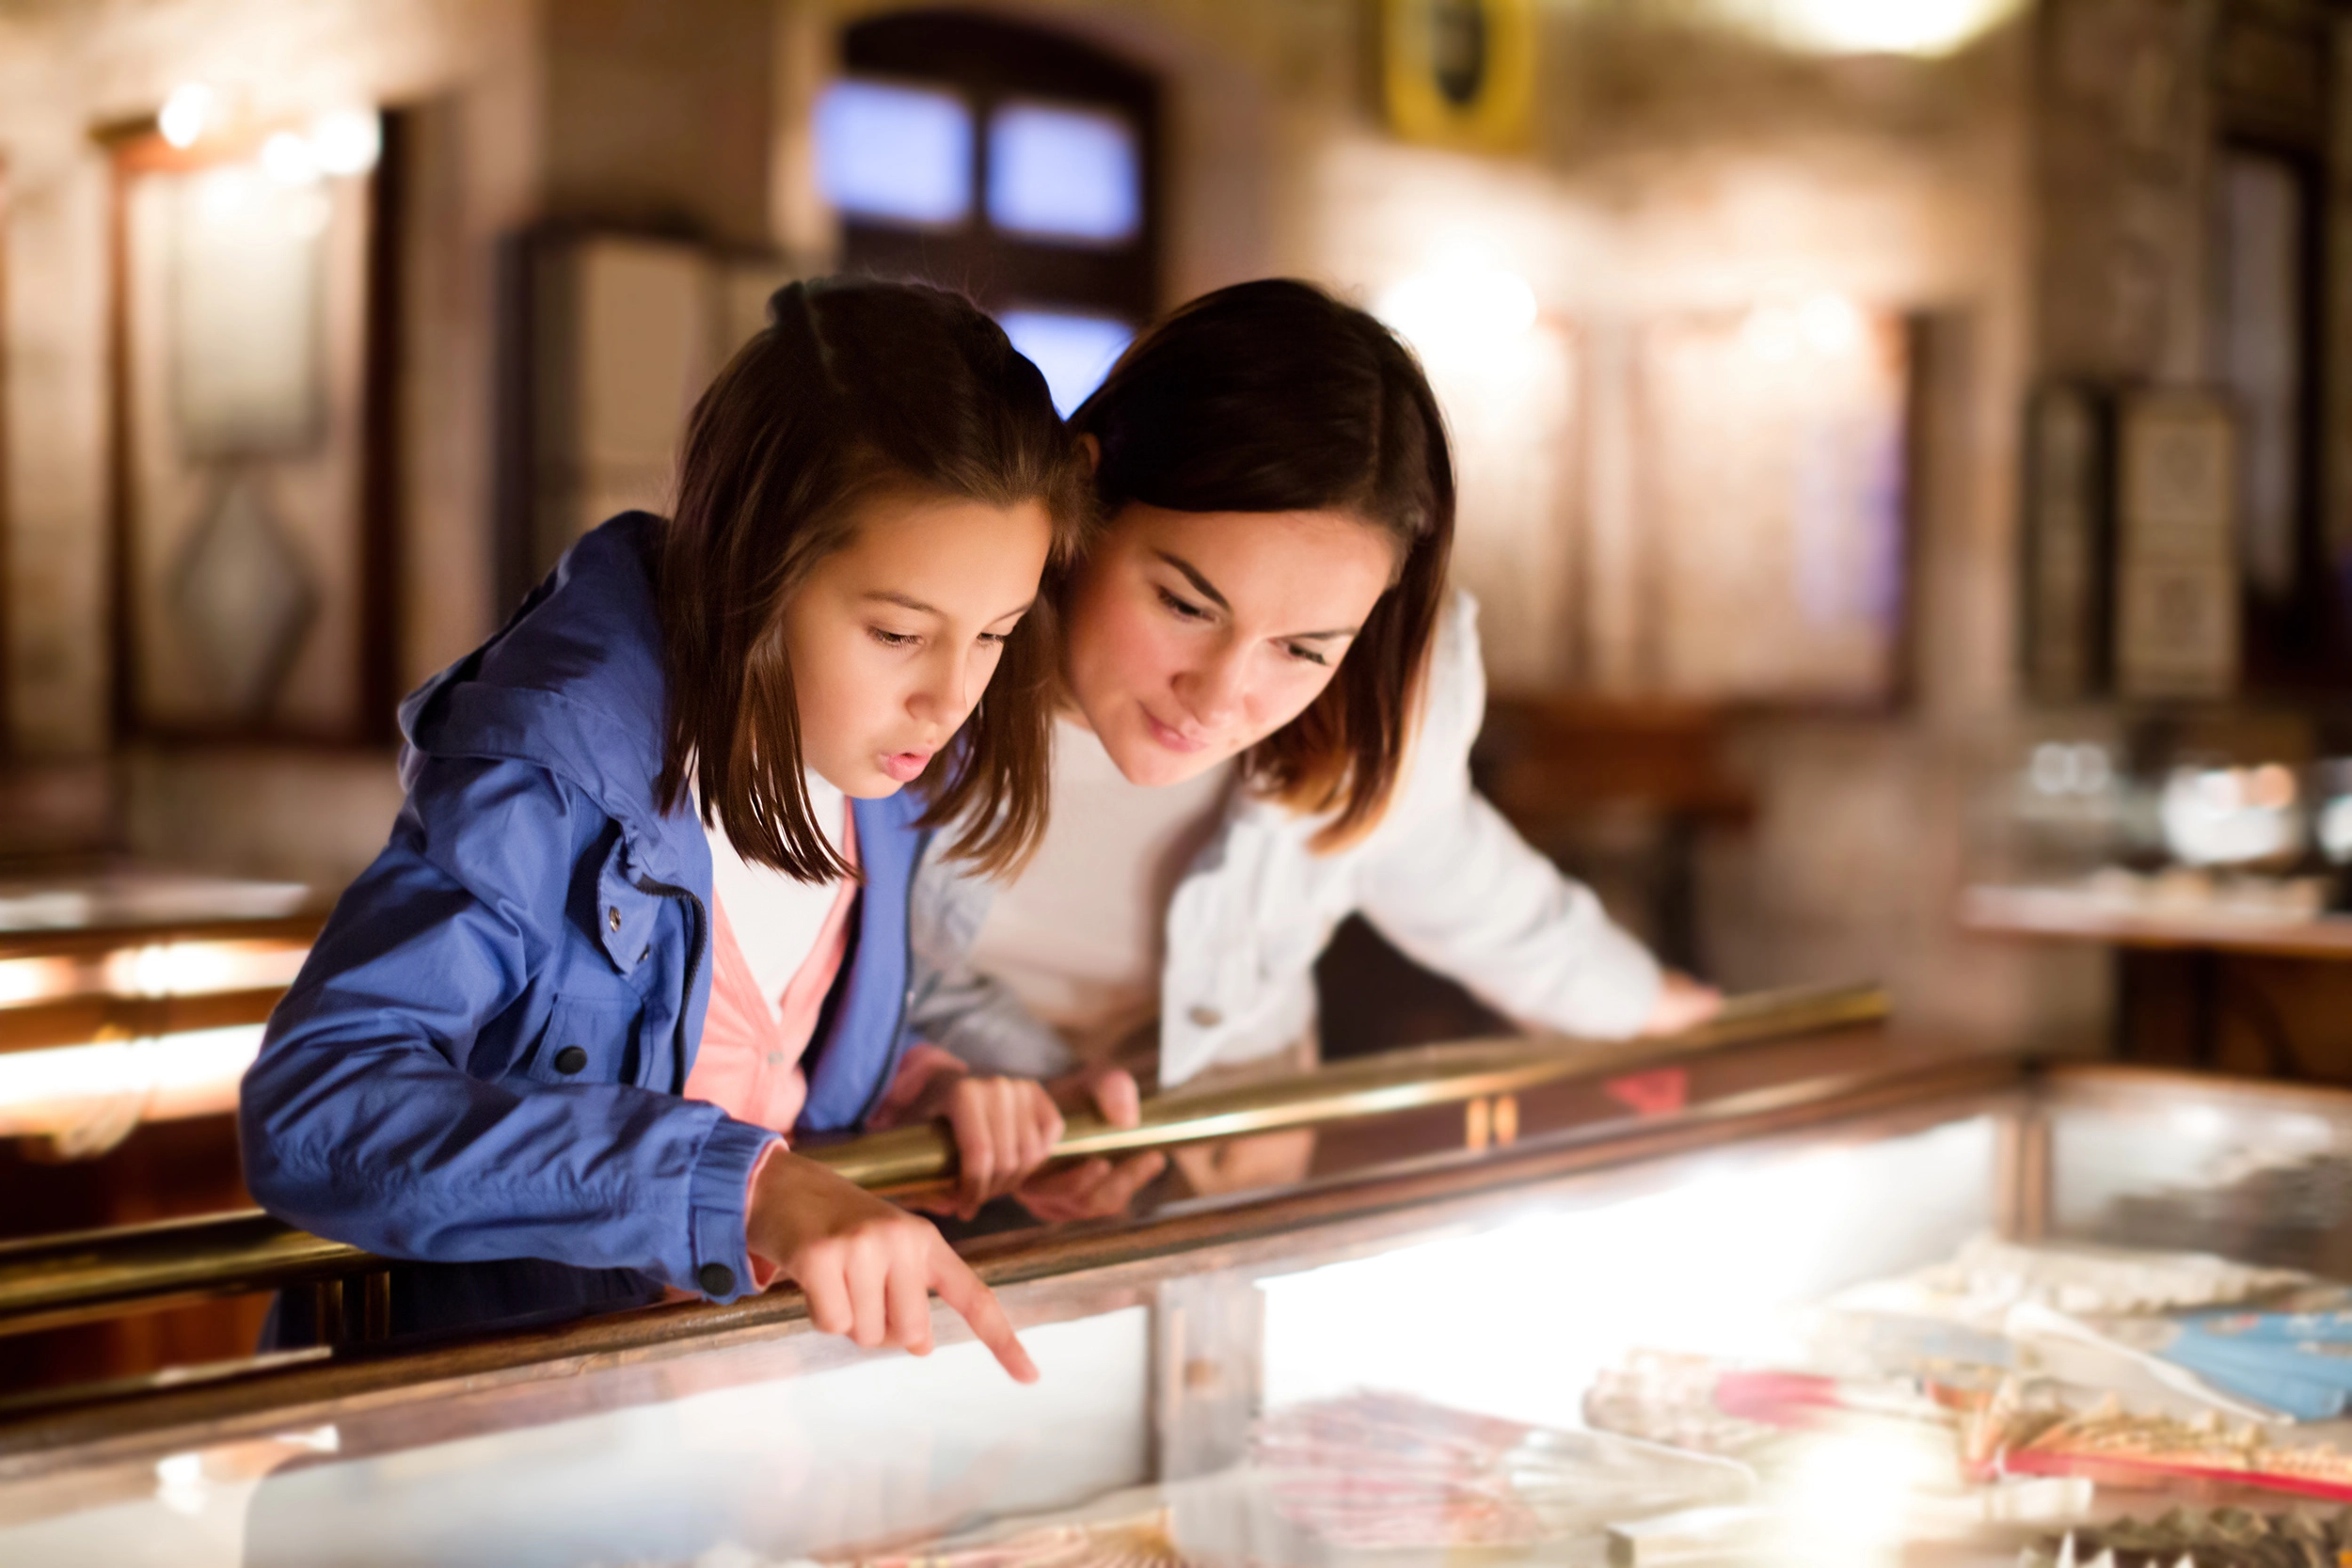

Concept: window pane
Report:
left=999, top=310, right=1133, bottom=416
left=815, top=79, right=972, bottom=226
left=986, top=102, right=1140, bottom=244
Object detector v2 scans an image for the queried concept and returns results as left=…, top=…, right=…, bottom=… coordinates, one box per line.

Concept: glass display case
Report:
left=9, top=1049, right=2352, bottom=1567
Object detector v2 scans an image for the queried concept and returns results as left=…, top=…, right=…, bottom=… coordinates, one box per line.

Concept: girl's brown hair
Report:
left=1070, top=278, right=1455, bottom=847
left=656, top=277, right=1089, bottom=881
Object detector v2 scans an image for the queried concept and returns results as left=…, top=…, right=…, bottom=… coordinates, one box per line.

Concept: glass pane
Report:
left=998, top=310, right=1133, bottom=416
left=815, top=79, right=972, bottom=226
left=986, top=101, right=1140, bottom=244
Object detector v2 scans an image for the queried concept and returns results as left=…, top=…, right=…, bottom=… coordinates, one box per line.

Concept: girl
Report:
left=912, top=279, right=1719, bottom=1213
left=241, top=279, right=1103, bottom=1375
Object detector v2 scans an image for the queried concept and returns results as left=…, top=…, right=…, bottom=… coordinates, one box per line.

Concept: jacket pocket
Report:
left=525, top=994, right=643, bottom=1087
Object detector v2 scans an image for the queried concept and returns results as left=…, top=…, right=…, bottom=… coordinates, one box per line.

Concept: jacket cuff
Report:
left=687, top=1116, right=780, bottom=1302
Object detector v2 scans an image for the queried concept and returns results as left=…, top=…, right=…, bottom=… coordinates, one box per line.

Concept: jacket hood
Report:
left=399, top=513, right=694, bottom=881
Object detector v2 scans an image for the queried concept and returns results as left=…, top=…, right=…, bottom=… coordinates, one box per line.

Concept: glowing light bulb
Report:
left=1737, top=0, right=2024, bottom=56
left=1374, top=268, right=1539, bottom=359
left=261, top=130, right=320, bottom=185
left=310, top=109, right=381, bottom=176
left=1801, top=293, right=1864, bottom=355
left=158, top=83, right=215, bottom=149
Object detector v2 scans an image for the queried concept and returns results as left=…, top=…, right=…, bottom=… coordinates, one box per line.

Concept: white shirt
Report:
left=702, top=769, right=850, bottom=1025
left=964, top=718, right=1232, bottom=1063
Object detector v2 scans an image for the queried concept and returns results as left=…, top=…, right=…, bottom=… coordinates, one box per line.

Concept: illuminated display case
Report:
left=9, top=1047, right=2352, bottom=1567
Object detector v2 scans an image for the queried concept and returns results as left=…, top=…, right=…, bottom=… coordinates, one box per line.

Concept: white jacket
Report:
left=908, top=592, right=1664, bottom=1088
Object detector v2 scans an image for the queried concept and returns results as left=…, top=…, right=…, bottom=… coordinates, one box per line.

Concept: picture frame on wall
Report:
left=1380, top=0, right=1538, bottom=153
left=2021, top=382, right=2113, bottom=702
left=2111, top=390, right=2239, bottom=701
left=101, top=108, right=402, bottom=744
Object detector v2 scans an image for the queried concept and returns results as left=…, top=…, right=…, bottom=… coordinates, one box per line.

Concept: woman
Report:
left=909, top=279, right=1718, bottom=1209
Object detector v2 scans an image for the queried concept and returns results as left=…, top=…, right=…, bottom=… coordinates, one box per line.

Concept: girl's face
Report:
left=781, top=492, right=1054, bottom=798
left=1062, top=503, right=1397, bottom=787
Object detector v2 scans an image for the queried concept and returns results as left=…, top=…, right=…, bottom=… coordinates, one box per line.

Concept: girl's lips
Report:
left=879, top=750, right=934, bottom=784
left=1142, top=710, right=1208, bottom=754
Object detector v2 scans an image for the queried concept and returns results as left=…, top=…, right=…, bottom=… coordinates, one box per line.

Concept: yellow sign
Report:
left=1381, top=0, right=1538, bottom=152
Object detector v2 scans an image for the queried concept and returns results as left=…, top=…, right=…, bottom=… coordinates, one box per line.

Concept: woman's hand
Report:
left=746, top=1149, right=1038, bottom=1382
left=1014, top=1067, right=1167, bottom=1223
left=1642, top=971, right=1724, bottom=1036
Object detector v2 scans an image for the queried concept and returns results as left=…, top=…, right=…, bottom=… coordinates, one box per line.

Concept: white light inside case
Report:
left=987, top=102, right=1140, bottom=244
left=816, top=79, right=974, bottom=226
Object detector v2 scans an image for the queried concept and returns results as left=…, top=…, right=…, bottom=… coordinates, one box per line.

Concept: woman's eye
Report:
left=868, top=627, right=920, bottom=649
left=977, top=631, right=1009, bottom=647
left=1283, top=643, right=1332, bottom=668
left=1156, top=586, right=1210, bottom=621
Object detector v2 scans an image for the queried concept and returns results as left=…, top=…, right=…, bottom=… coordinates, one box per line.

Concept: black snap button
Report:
left=697, top=1262, right=736, bottom=1296
left=553, top=1045, right=589, bottom=1075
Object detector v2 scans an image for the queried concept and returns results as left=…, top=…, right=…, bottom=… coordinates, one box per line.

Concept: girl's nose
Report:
left=911, top=644, right=978, bottom=727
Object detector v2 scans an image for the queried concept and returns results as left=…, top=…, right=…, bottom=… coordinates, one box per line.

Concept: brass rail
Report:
left=0, top=982, right=1882, bottom=1338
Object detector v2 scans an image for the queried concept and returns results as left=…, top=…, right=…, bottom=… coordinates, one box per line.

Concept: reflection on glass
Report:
left=986, top=101, right=1141, bottom=243
left=998, top=310, right=1133, bottom=416
left=815, top=80, right=974, bottom=226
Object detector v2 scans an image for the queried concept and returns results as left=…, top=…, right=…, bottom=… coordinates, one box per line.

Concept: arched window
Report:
left=816, top=10, right=1159, bottom=413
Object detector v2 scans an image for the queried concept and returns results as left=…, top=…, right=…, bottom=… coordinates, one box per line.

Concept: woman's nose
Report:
left=1176, top=642, right=1248, bottom=727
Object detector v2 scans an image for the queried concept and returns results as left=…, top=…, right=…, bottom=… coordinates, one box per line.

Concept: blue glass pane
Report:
left=986, top=102, right=1140, bottom=244
left=815, top=80, right=972, bottom=226
left=999, top=310, right=1134, bottom=416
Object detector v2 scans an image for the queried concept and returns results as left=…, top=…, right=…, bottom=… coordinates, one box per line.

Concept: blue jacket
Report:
left=240, top=514, right=924, bottom=1307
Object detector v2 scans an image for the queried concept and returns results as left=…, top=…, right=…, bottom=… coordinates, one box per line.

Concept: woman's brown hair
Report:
left=656, top=277, right=1089, bottom=881
left=1070, top=278, right=1455, bottom=847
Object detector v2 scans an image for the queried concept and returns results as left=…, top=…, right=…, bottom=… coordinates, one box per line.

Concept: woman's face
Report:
left=1062, top=502, right=1398, bottom=787
left=780, top=490, right=1053, bottom=798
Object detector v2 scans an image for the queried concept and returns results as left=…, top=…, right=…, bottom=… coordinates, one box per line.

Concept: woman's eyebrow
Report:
left=1154, top=551, right=1359, bottom=640
left=1152, top=550, right=1231, bottom=611
left=863, top=590, right=941, bottom=615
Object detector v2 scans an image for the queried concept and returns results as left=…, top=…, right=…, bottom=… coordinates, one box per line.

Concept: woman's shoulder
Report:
left=1423, top=586, right=1486, bottom=727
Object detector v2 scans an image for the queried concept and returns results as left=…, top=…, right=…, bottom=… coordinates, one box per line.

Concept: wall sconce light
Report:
left=1375, top=267, right=1539, bottom=360
left=158, top=82, right=217, bottom=149
left=1740, top=293, right=1867, bottom=361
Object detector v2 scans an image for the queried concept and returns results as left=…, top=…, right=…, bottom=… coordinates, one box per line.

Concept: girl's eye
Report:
left=1156, top=586, right=1211, bottom=621
left=977, top=631, right=1009, bottom=647
left=868, top=627, right=920, bottom=649
left=1282, top=643, right=1332, bottom=668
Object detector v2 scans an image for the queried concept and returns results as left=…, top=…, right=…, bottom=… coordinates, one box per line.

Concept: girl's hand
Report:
left=910, top=1069, right=1067, bottom=1219
left=746, top=1149, right=1038, bottom=1383
left=1014, top=1067, right=1166, bottom=1223
left=1643, top=971, right=1723, bottom=1036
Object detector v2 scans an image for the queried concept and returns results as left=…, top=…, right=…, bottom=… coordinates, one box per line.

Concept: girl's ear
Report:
left=1077, top=433, right=1101, bottom=478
